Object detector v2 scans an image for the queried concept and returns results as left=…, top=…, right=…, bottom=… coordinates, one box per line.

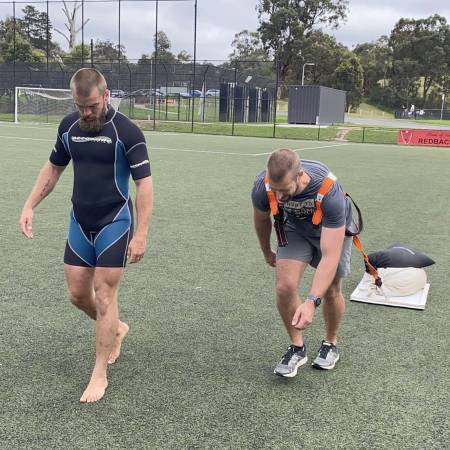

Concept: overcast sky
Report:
left=1, top=0, right=449, bottom=60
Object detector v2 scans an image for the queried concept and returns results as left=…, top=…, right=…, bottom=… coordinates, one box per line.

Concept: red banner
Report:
left=397, top=129, right=450, bottom=147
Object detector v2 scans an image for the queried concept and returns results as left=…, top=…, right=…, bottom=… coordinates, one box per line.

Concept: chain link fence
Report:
left=2, top=60, right=447, bottom=145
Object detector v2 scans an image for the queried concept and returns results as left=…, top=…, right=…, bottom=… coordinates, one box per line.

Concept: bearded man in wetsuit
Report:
left=19, top=68, right=153, bottom=403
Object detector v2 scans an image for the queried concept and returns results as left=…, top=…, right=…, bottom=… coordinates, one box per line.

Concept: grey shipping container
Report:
left=288, top=85, right=346, bottom=125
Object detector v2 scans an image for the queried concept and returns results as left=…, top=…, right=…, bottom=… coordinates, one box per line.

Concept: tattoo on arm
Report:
left=39, top=179, right=51, bottom=199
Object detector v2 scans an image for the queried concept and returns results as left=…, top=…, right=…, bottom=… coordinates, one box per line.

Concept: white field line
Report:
left=252, top=143, right=350, bottom=156
left=0, top=135, right=54, bottom=142
left=0, top=134, right=349, bottom=156
left=0, top=135, right=261, bottom=156
left=0, top=122, right=56, bottom=129
left=0, top=122, right=216, bottom=138
left=152, top=147, right=257, bottom=156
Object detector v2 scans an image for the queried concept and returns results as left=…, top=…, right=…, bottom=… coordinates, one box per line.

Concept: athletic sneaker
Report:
left=312, top=341, right=340, bottom=370
left=274, top=345, right=308, bottom=378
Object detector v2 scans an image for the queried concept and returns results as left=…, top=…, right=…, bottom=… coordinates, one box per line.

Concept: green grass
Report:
left=414, top=119, right=450, bottom=126
left=124, top=98, right=221, bottom=123
left=4, top=106, right=450, bottom=148
left=140, top=121, right=403, bottom=144
left=348, top=101, right=395, bottom=119
left=1, top=122, right=449, bottom=449
left=0, top=112, right=13, bottom=121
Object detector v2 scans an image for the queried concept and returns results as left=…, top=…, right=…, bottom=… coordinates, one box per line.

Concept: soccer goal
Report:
left=15, top=87, right=75, bottom=124
left=14, top=87, right=123, bottom=124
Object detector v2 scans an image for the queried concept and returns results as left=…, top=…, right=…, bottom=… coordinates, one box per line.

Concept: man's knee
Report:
left=276, top=279, right=298, bottom=303
left=69, top=289, right=91, bottom=308
left=93, top=286, right=114, bottom=316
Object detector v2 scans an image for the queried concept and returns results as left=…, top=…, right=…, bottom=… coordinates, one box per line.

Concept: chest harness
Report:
left=264, top=173, right=381, bottom=286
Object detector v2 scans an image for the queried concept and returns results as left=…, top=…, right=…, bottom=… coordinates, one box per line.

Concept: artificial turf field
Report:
left=0, top=121, right=449, bottom=449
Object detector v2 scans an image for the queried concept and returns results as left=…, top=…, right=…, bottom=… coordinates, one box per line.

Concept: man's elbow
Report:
left=135, top=176, right=153, bottom=191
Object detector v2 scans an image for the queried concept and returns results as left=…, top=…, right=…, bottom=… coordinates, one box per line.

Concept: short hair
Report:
left=267, top=149, right=301, bottom=183
left=70, top=68, right=107, bottom=97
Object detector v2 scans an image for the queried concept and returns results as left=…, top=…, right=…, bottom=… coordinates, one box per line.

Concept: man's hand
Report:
left=291, top=301, right=316, bottom=330
left=127, top=234, right=147, bottom=264
left=19, top=206, right=34, bottom=239
left=264, top=250, right=277, bottom=267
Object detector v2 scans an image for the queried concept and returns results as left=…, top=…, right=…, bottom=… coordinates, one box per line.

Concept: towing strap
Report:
left=352, top=235, right=382, bottom=287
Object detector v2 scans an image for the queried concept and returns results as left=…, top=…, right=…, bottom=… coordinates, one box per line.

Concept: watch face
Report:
left=307, top=295, right=321, bottom=306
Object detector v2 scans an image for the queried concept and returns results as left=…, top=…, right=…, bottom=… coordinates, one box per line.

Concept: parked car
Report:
left=150, top=89, right=164, bottom=98
left=131, top=89, right=164, bottom=98
left=206, top=89, right=220, bottom=97
left=110, top=89, right=126, bottom=98
left=180, top=90, right=202, bottom=98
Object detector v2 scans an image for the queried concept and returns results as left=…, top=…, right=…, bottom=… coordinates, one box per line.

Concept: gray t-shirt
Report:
left=251, top=159, right=352, bottom=237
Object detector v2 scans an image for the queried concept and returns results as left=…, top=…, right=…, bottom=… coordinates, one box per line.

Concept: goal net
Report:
left=14, top=87, right=123, bottom=124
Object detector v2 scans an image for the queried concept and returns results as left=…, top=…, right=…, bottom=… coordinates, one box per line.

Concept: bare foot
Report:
left=80, top=377, right=108, bottom=403
left=108, top=321, right=129, bottom=364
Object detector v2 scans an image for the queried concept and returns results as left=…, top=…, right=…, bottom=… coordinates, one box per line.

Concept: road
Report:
left=345, top=115, right=450, bottom=130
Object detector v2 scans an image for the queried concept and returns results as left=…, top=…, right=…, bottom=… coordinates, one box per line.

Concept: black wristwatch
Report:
left=306, top=294, right=321, bottom=307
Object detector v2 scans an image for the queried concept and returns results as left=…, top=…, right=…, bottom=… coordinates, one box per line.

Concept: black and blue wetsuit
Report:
left=49, top=107, right=151, bottom=268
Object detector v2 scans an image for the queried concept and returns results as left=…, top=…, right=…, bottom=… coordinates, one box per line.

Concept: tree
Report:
left=54, top=1, right=89, bottom=50
left=0, top=12, right=62, bottom=62
left=389, top=15, right=450, bottom=107
left=177, top=50, right=191, bottom=62
left=19, top=5, right=63, bottom=58
left=227, top=29, right=272, bottom=75
left=229, top=30, right=268, bottom=61
left=257, top=0, right=349, bottom=82
left=152, top=31, right=176, bottom=63
left=0, top=17, right=34, bottom=62
left=93, top=40, right=127, bottom=62
left=0, top=30, right=44, bottom=62
left=0, top=16, right=19, bottom=43
left=20, top=6, right=49, bottom=52
left=354, top=36, right=392, bottom=97
left=65, top=43, right=91, bottom=63
left=138, top=53, right=152, bottom=65
left=289, top=30, right=346, bottom=86
left=332, top=54, right=364, bottom=110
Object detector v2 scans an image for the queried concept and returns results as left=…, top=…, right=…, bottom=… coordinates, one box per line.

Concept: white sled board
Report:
left=350, top=283, right=430, bottom=310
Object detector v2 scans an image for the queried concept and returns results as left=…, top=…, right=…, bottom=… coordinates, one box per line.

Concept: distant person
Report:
left=401, top=105, right=407, bottom=118
left=19, top=68, right=153, bottom=403
left=252, top=149, right=353, bottom=377
left=409, top=104, right=416, bottom=119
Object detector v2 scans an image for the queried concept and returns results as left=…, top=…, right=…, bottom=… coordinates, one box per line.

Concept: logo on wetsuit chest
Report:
left=71, top=136, right=112, bottom=144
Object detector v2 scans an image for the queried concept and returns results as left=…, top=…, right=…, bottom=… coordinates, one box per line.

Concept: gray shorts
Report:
left=277, top=232, right=352, bottom=278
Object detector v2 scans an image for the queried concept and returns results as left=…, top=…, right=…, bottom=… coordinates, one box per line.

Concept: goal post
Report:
left=14, top=87, right=123, bottom=124
left=15, top=87, right=75, bottom=124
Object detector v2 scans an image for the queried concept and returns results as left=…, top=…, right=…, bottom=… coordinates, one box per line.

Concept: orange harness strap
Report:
left=264, top=175, right=288, bottom=247
left=311, top=172, right=337, bottom=226
left=264, top=175, right=279, bottom=216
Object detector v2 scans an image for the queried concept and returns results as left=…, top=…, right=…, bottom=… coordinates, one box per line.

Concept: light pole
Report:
left=302, top=62, right=315, bottom=86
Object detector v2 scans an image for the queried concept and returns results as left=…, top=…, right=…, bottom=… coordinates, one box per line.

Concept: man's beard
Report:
left=79, top=106, right=107, bottom=132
